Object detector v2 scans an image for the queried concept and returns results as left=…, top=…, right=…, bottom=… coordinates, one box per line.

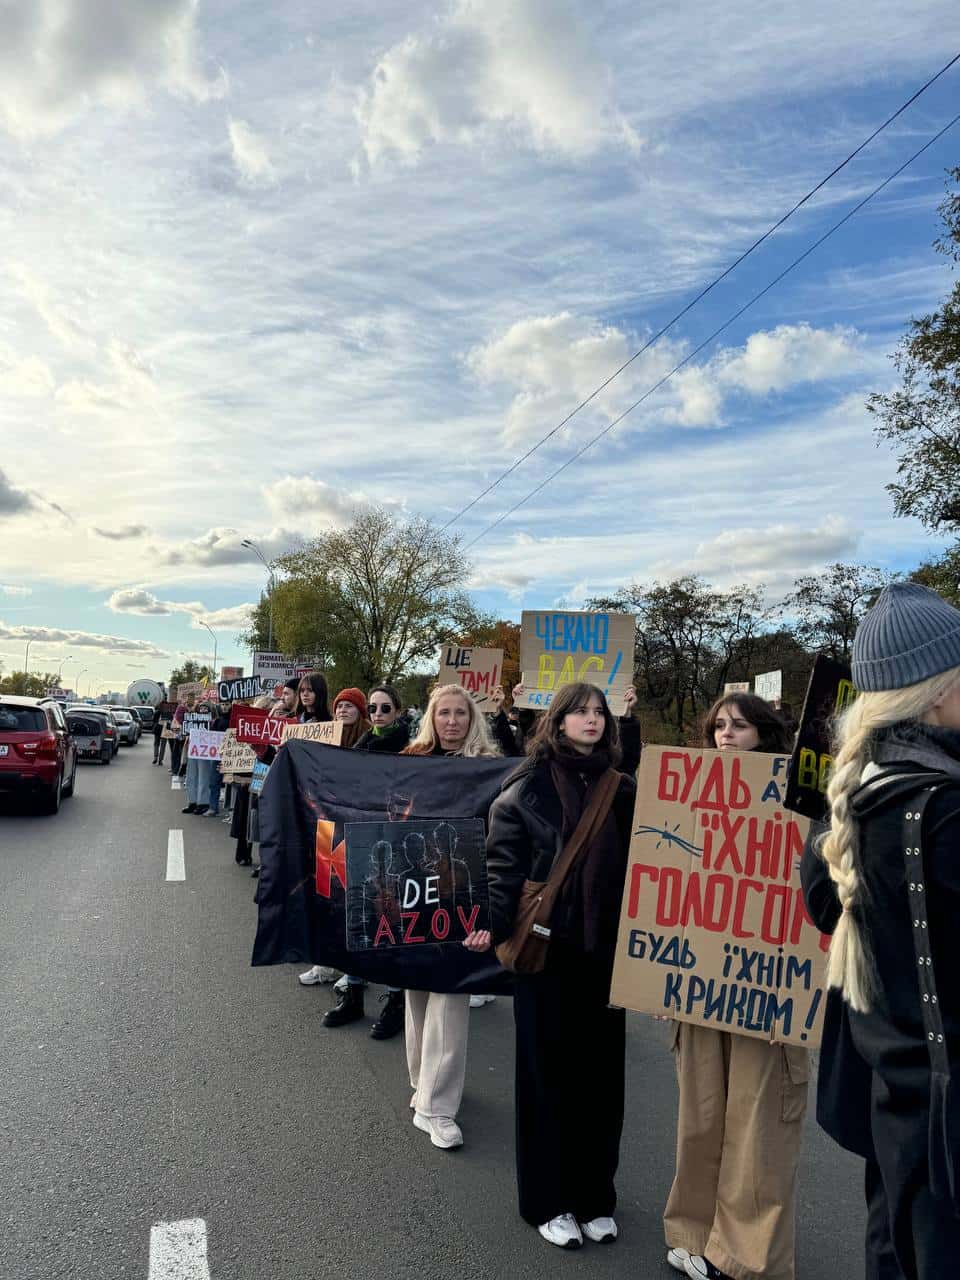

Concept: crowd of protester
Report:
left=155, top=581, right=960, bottom=1280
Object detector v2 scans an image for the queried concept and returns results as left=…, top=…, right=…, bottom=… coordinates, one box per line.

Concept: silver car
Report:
left=108, top=708, right=140, bottom=746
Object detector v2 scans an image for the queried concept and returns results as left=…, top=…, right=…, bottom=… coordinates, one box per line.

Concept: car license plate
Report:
left=0, top=745, right=7, bottom=756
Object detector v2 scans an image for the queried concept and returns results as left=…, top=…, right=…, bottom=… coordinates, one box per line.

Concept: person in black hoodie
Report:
left=320, top=683, right=410, bottom=1038
left=467, top=681, right=635, bottom=1250
left=808, top=583, right=960, bottom=1280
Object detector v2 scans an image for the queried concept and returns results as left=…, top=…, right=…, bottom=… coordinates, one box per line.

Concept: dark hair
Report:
left=527, top=682, right=622, bottom=767
left=296, top=672, right=331, bottom=722
left=702, top=692, right=791, bottom=753
left=367, top=683, right=402, bottom=712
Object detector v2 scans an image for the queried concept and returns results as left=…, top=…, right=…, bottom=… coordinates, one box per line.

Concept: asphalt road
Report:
left=0, top=742, right=867, bottom=1280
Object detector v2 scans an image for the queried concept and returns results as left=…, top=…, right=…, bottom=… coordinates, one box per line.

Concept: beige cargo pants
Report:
left=663, top=1022, right=809, bottom=1280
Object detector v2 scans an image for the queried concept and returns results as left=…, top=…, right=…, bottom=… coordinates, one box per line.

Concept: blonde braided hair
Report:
left=819, top=665, right=960, bottom=1012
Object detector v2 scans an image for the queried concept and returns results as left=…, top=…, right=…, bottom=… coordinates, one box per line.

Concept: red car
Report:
left=0, top=695, right=77, bottom=814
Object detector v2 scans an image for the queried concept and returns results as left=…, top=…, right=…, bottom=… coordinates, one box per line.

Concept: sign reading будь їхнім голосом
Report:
left=515, top=610, right=635, bottom=710
left=609, top=746, right=827, bottom=1048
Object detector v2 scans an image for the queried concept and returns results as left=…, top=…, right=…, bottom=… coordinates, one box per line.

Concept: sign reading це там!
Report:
left=515, top=610, right=635, bottom=710
left=609, top=746, right=828, bottom=1047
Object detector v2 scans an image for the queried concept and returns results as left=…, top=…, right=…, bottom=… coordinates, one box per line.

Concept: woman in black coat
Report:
left=814, top=583, right=960, bottom=1280
left=464, top=681, right=635, bottom=1251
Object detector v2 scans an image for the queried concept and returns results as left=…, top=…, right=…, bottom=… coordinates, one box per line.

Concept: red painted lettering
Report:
left=760, top=884, right=791, bottom=944
left=732, top=878, right=762, bottom=938
left=373, top=915, right=396, bottom=946
left=432, top=908, right=451, bottom=940
left=456, top=904, right=480, bottom=934
left=628, top=864, right=660, bottom=918
left=401, top=911, right=426, bottom=944
left=703, top=874, right=733, bottom=930
left=315, top=820, right=347, bottom=898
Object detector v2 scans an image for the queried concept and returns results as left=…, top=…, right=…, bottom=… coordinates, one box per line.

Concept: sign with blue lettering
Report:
left=516, top=610, right=635, bottom=710
left=609, top=746, right=827, bottom=1047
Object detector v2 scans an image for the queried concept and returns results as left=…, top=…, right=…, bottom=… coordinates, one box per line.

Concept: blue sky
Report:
left=0, top=0, right=957, bottom=695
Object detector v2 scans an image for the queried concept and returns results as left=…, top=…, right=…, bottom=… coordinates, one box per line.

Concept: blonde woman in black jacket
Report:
left=464, top=682, right=635, bottom=1251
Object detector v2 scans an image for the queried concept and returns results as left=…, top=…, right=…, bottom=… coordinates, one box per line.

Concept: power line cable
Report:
left=442, top=51, right=960, bottom=533
left=463, top=110, right=960, bottom=550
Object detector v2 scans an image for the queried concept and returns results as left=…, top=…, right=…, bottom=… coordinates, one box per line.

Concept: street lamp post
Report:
left=241, top=539, right=274, bottom=651
left=200, top=621, right=218, bottom=685
left=24, top=638, right=33, bottom=674
left=76, top=668, right=88, bottom=697
left=57, top=654, right=73, bottom=680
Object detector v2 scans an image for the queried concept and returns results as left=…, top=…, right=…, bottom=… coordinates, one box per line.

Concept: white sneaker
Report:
left=667, top=1247, right=692, bottom=1272
left=298, top=965, right=338, bottom=986
left=469, top=994, right=496, bottom=1008
left=580, top=1217, right=617, bottom=1243
left=538, top=1214, right=582, bottom=1249
left=412, top=1112, right=463, bottom=1149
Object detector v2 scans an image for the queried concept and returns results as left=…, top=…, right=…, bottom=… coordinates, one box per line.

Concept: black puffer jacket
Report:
left=485, top=756, right=635, bottom=945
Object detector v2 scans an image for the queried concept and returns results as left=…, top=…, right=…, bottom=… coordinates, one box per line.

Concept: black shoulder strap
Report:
left=903, top=786, right=951, bottom=1075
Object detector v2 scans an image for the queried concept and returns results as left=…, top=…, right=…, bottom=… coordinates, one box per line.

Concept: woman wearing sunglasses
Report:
left=317, top=683, right=410, bottom=1039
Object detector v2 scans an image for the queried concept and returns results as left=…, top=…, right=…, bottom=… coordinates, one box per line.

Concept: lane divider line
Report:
left=148, top=1218, right=211, bottom=1279
left=166, top=830, right=185, bottom=882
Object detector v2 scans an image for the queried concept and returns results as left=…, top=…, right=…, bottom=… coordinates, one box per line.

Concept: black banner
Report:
left=253, top=742, right=515, bottom=994
left=345, top=819, right=488, bottom=950
left=783, top=655, right=856, bottom=822
left=218, top=676, right=264, bottom=702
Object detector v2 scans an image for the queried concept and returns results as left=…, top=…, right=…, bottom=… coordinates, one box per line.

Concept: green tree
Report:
left=910, top=541, right=960, bottom=608
left=168, top=659, right=215, bottom=693
left=867, top=167, right=960, bottom=531
left=782, top=562, right=892, bottom=663
left=243, top=511, right=482, bottom=689
left=0, top=671, right=62, bottom=696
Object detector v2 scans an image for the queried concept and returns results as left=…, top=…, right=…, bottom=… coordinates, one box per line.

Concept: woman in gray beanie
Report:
left=816, top=582, right=960, bottom=1280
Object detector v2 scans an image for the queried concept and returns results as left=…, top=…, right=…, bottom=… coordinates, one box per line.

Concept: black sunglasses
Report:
left=368, top=702, right=395, bottom=714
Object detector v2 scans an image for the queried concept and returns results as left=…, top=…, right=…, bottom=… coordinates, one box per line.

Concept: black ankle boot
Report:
left=370, top=990, right=405, bottom=1040
left=181, top=803, right=197, bottom=814
left=322, top=984, right=365, bottom=1028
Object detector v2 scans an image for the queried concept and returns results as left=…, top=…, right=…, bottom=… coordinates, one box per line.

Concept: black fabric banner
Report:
left=252, top=741, right=516, bottom=994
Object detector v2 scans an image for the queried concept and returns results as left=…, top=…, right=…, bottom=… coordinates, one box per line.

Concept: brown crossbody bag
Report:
left=495, top=768, right=621, bottom=975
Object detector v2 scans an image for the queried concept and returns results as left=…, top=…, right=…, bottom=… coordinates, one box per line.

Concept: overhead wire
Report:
left=441, top=50, right=960, bottom=533
left=462, top=109, right=960, bottom=550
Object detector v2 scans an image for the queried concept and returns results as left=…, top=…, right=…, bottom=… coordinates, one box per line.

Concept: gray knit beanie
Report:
left=852, top=582, right=960, bottom=691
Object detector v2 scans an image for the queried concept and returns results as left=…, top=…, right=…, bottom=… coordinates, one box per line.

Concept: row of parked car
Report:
left=0, top=695, right=155, bottom=815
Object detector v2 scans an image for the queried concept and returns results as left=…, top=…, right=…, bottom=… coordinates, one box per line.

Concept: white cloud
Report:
left=0, top=620, right=167, bottom=658
left=263, top=476, right=392, bottom=526
left=196, top=603, right=255, bottom=632
left=151, top=527, right=300, bottom=569
left=0, top=468, right=37, bottom=518
left=0, top=0, right=225, bottom=139
left=0, top=343, right=55, bottom=398
left=93, top=525, right=150, bottom=541
left=106, top=588, right=253, bottom=632
left=655, top=515, right=861, bottom=579
left=228, top=119, right=277, bottom=186
left=0, top=585, right=31, bottom=597
left=357, top=0, right=640, bottom=167
left=715, top=324, right=864, bottom=396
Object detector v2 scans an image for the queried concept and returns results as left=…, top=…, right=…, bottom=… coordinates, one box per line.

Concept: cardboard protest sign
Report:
left=229, top=703, right=296, bottom=748
left=437, top=645, right=504, bottom=712
left=251, top=760, right=271, bottom=796
left=609, top=746, right=828, bottom=1047
left=187, top=728, right=225, bottom=760
left=219, top=729, right=256, bottom=775
left=516, top=610, right=635, bottom=710
left=253, top=651, right=317, bottom=688
left=344, top=819, right=489, bottom=950
left=784, top=656, right=857, bottom=822
left=220, top=666, right=243, bottom=680
left=754, top=670, right=783, bottom=703
left=176, top=681, right=204, bottom=701
left=183, top=711, right=212, bottom=731
left=724, top=681, right=750, bottom=694
left=281, top=720, right=344, bottom=746
left=218, top=676, right=263, bottom=703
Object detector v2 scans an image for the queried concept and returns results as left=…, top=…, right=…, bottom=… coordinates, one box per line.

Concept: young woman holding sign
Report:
left=393, top=684, right=501, bottom=1151
left=466, top=683, right=636, bottom=1250
left=664, top=692, right=804, bottom=1280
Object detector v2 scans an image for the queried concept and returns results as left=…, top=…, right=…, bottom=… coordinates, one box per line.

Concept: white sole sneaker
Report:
left=667, top=1248, right=692, bottom=1273
left=580, top=1217, right=617, bottom=1243
left=469, top=994, right=495, bottom=1008
left=412, top=1111, right=463, bottom=1149
left=537, top=1215, right=582, bottom=1249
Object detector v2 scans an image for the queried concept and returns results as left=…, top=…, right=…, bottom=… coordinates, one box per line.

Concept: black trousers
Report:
left=866, top=1155, right=904, bottom=1280
left=153, top=734, right=166, bottom=764
left=512, top=943, right=624, bottom=1226
left=169, top=738, right=183, bottom=775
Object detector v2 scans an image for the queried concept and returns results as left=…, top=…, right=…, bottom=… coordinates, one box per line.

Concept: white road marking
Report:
left=166, top=830, right=185, bottom=882
left=148, top=1219, right=211, bottom=1279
